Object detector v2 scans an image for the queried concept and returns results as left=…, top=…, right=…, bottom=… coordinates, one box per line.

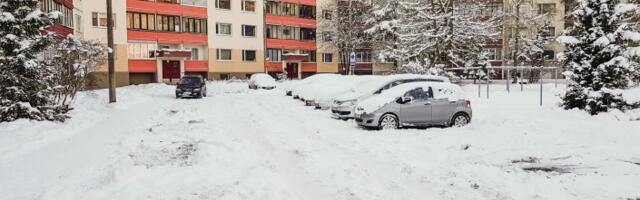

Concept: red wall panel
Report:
left=129, top=60, right=157, bottom=72
left=185, top=60, right=209, bottom=72
left=265, top=15, right=316, bottom=29
left=266, top=39, right=316, bottom=50
left=127, top=30, right=208, bottom=45
left=301, top=63, right=317, bottom=72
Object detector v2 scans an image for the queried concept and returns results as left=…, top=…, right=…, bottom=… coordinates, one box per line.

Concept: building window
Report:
left=42, top=0, right=73, bottom=28
left=242, top=25, right=256, bottom=37
left=355, top=51, right=372, bottom=63
left=265, top=1, right=279, bottom=15
left=322, top=32, right=332, bottom=42
left=127, top=42, right=157, bottom=59
left=322, top=53, right=333, bottom=63
left=543, top=50, right=554, bottom=60
left=182, top=17, right=207, bottom=34
left=75, top=14, right=83, bottom=33
left=276, top=2, right=297, bottom=17
left=299, top=5, right=316, bottom=19
left=538, top=3, right=556, bottom=15
left=181, top=0, right=208, bottom=7
left=190, top=48, right=199, bottom=60
left=216, top=0, right=231, bottom=9
left=127, top=12, right=155, bottom=31
left=243, top=50, right=256, bottom=62
left=157, top=15, right=181, bottom=32
left=487, top=48, right=502, bottom=60
left=241, top=0, right=255, bottom=12
left=266, top=48, right=282, bottom=62
left=323, top=10, right=332, bottom=20
left=266, top=24, right=279, bottom=39
left=301, top=50, right=316, bottom=62
left=300, top=28, right=316, bottom=41
left=217, top=49, right=232, bottom=61
left=92, top=12, right=115, bottom=28
left=216, top=23, right=232, bottom=35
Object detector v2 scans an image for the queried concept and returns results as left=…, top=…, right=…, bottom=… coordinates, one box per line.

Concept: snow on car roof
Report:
left=355, top=82, right=463, bottom=114
left=250, top=73, right=276, bottom=87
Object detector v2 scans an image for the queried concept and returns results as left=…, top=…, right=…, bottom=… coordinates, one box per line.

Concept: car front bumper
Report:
left=354, top=112, right=381, bottom=127
left=331, top=104, right=355, bottom=119
left=176, top=90, right=201, bottom=97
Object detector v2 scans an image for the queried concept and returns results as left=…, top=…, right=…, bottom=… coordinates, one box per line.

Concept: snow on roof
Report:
left=334, top=74, right=450, bottom=101
left=355, top=82, right=463, bottom=114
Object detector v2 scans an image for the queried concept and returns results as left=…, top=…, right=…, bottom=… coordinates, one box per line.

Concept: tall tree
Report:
left=519, top=21, right=553, bottom=83
left=0, top=0, right=71, bottom=122
left=557, top=0, right=640, bottom=115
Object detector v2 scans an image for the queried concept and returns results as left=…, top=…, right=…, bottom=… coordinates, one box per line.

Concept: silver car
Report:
left=354, top=83, right=472, bottom=129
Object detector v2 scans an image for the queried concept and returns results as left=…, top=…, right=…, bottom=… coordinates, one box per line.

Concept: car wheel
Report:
left=176, top=94, right=180, bottom=99
left=379, top=114, right=399, bottom=130
left=451, top=113, right=470, bottom=127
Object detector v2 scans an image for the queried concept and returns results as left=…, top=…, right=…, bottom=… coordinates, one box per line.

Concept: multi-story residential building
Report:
left=40, top=0, right=75, bottom=37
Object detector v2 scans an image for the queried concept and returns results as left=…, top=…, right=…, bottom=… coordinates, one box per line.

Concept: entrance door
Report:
left=286, top=63, right=298, bottom=79
left=162, top=61, right=180, bottom=81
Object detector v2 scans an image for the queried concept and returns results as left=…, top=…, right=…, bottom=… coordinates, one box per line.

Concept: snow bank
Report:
left=250, top=73, right=276, bottom=88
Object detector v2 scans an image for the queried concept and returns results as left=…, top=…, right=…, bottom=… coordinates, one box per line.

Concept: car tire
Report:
left=379, top=114, right=399, bottom=130
left=176, top=94, right=180, bottom=99
left=451, top=113, right=470, bottom=127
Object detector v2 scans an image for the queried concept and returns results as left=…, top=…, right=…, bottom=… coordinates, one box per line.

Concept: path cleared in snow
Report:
left=1, top=81, right=639, bottom=200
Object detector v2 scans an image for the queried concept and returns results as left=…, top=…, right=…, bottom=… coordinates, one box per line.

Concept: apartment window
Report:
left=127, top=42, right=157, bottom=59
left=323, top=10, right=332, bottom=20
left=265, top=1, right=279, bottom=15
left=280, top=26, right=299, bottom=40
left=355, top=51, right=372, bottom=63
left=300, top=28, right=316, bottom=41
left=190, top=48, right=199, bottom=60
left=241, top=0, right=255, bottom=12
left=92, top=12, right=115, bottom=28
left=299, top=5, right=316, bottom=19
left=242, top=25, right=256, bottom=37
left=538, top=3, right=556, bottom=15
left=487, top=48, right=502, bottom=60
left=543, top=50, right=554, bottom=60
left=322, top=32, right=332, bottom=42
left=127, top=12, right=155, bottom=31
left=181, top=0, right=208, bottom=7
left=543, top=26, right=555, bottom=37
left=266, top=24, right=279, bottom=39
left=157, top=15, right=181, bottom=32
left=322, top=53, right=333, bottom=63
left=217, top=49, right=232, bottom=61
left=243, top=50, right=256, bottom=62
left=216, top=0, right=231, bottom=9
left=183, top=17, right=207, bottom=34
left=280, top=3, right=297, bottom=17
left=75, top=15, right=83, bottom=33
left=301, top=50, right=316, bottom=62
left=216, top=23, right=232, bottom=35
left=266, top=48, right=282, bottom=62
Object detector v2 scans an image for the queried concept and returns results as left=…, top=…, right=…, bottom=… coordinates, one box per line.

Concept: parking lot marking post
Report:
left=486, top=69, right=490, bottom=99
left=478, top=74, right=481, bottom=98
left=554, top=68, right=558, bottom=88
left=507, top=68, right=510, bottom=93
left=540, top=68, right=543, bottom=106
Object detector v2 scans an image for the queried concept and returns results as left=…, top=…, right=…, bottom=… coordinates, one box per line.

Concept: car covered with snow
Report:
left=353, top=82, right=471, bottom=129
left=248, top=73, right=276, bottom=90
left=295, top=75, right=378, bottom=109
left=175, top=75, right=207, bottom=98
left=331, top=74, right=449, bottom=119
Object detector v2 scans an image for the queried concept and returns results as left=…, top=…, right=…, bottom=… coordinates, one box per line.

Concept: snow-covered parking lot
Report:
left=1, top=81, right=640, bottom=200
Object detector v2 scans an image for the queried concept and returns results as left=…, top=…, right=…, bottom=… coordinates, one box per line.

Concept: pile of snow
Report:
left=249, top=73, right=276, bottom=88
left=355, top=82, right=463, bottom=114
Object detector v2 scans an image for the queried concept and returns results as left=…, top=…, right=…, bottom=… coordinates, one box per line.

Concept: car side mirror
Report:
left=396, top=97, right=413, bottom=104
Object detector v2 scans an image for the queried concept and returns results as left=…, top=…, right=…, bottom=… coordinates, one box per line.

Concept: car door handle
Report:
left=424, top=102, right=432, bottom=105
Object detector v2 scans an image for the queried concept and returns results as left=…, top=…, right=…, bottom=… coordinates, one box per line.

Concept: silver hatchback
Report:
left=354, top=83, right=472, bottom=129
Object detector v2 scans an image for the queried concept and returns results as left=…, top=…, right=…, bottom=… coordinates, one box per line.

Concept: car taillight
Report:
left=466, top=100, right=471, bottom=107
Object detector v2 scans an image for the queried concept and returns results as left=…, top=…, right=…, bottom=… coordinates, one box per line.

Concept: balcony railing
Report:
left=133, top=0, right=207, bottom=7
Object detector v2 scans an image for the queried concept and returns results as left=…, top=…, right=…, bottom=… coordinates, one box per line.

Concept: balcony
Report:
left=185, top=60, right=208, bottom=72
left=267, top=39, right=316, bottom=50
left=265, top=15, right=316, bottom=29
left=129, top=60, right=157, bottom=73
left=127, top=0, right=207, bottom=18
left=127, top=30, right=208, bottom=45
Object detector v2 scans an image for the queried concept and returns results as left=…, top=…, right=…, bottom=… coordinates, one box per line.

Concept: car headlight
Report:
left=194, top=88, right=201, bottom=91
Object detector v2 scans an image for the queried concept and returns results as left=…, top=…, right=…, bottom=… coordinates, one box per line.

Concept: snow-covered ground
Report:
left=1, top=81, right=639, bottom=200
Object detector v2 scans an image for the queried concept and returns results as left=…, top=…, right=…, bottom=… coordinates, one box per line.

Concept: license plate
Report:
left=184, top=92, right=191, bottom=95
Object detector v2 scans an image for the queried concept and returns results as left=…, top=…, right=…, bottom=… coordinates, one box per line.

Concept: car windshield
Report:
left=180, top=77, right=201, bottom=84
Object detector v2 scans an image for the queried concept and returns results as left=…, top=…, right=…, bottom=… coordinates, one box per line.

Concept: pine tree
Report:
left=0, top=0, right=69, bottom=122
left=557, top=0, right=640, bottom=115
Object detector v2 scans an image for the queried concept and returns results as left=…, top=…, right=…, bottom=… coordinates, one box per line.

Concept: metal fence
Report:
left=446, top=66, right=563, bottom=106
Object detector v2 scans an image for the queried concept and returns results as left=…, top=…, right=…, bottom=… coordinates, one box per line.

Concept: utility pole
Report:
left=107, top=0, right=116, bottom=103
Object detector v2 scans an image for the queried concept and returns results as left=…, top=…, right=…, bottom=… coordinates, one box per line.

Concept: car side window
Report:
left=427, top=87, right=434, bottom=99
left=404, top=88, right=429, bottom=100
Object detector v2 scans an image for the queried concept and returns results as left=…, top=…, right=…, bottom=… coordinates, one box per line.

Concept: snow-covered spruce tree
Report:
left=47, top=35, right=106, bottom=106
left=519, top=21, right=553, bottom=83
left=557, top=0, right=640, bottom=115
left=0, top=0, right=69, bottom=122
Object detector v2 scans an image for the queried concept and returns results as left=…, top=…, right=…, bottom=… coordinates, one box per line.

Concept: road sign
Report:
left=349, top=52, right=356, bottom=66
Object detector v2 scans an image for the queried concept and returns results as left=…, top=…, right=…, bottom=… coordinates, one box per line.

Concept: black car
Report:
left=176, top=76, right=207, bottom=98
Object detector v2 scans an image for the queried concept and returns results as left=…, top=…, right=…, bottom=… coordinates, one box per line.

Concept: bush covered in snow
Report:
left=0, top=0, right=70, bottom=122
